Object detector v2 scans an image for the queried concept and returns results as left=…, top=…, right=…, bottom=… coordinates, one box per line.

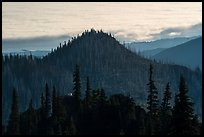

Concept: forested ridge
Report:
left=2, top=29, right=202, bottom=129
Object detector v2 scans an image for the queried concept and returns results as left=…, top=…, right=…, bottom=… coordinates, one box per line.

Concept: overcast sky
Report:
left=2, top=2, right=202, bottom=42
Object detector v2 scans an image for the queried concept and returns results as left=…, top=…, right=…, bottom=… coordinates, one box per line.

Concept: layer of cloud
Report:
left=3, top=34, right=71, bottom=44
left=109, top=23, right=202, bottom=42
left=109, top=29, right=140, bottom=42
left=149, top=23, right=202, bottom=40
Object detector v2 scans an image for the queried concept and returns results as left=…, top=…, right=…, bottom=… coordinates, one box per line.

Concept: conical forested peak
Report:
left=42, top=28, right=148, bottom=70
left=45, top=28, right=123, bottom=57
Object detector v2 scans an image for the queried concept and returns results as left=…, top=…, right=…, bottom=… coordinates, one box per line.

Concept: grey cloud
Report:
left=149, top=23, right=202, bottom=40
left=181, top=23, right=202, bottom=36
left=114, top=34, right=139, bottom=43
left=108, top=28, right=140, bottom=42
left=3, top=34, right=71, bottom=44
left=109, top=29, right=126, bottom=35
left=127, top=32, right=138, bottom=38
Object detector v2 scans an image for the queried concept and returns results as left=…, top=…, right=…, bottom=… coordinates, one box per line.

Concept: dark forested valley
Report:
left=2, top=29, right=202, bottom=135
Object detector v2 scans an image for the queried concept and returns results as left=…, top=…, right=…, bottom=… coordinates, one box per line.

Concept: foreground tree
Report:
left=45, top=83, right=51, bottom=118
left=38, top=92, right=46, bottom=134
left=20, top=99, right=38, bottom=135
left=52, top=86, right=57, bottom=116
left=146, top=64, right=160, bottom=135
left=7, top=87, right=20, bottom=135
left=171, top=75, right=200, bottom=135
left=85, top=76, right=91, bottom=109
left=73, top=64, right=81, bottom=103
left=160, top=82, right=172, bottom=134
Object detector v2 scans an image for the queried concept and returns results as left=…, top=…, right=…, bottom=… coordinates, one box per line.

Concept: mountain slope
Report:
left=153, top=37, right=202, bottom=70
left=2, top=29, right=202, bottom=125
left=141, top=48, right=167, bottom=57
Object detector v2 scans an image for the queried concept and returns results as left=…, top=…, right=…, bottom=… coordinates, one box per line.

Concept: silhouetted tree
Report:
left=56, top=94, right=67, bottom=124
left=92, top=89, right=100, bottom=107
left=45, top=83, right=51, bottom=118
left=7, top=87, right=20, bottom=135
left=146, top=64, right=160, bottom=135
left=160, top=82, right=172, bottom=135
left=85, top=76, right=91, bottom=108
left=52, top=86, right=57, bottom=116
left=25, top=99, right=37, bottom=135
left=40, top=92, right=45, bottom=118
left=38, top=93, right=46, bottom=134
left=171, top=75, right=200, bottom=135
left=99, top=88, right=107, bottom=107
left=73, top=65, right=81, bottom=103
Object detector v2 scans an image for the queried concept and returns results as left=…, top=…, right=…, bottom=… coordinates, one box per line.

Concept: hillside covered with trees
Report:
left=2, top=29, right=202, bottom=130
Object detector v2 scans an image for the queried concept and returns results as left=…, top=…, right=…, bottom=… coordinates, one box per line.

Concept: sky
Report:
left=2, top=2, right=202, bottom=47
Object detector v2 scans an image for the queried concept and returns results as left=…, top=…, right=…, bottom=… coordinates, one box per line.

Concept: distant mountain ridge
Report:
left=153, top=37, right=202, bottom=70
left=3, top=50, right=50, bottom=57
left=141, top=48, right=167, bottom=57
left=125, top=36, right=198, bottom=53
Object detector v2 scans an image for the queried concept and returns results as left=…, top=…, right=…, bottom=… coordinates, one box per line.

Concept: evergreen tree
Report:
left=26, top=99, right=37, bottom=135
left=45, top=83, right=51, bottom=118
left=92, top=89, right=100, bottom=107
left=85, top=76, right=91, bottom=105
left=38, top=92, right=46, bottom=134
left=56, top=94, right=67, bottom=124
left=171, top=75, right=200, bottom=135
left=73, top=65, right=81, bottom=102
left=99, top=88, right=107, bottom=107
left=52, top=86, right=57, bottom=116
left=53, top=90, right=67, bottom=133
left=127, top=96, right=136, bottom=121
left=160, top=82, right=172, bottom=134
left=135, top=107, right=147, bottom=135
left=51, top=90, right=62, bottom=135
left=146, top=64, right=160, bottom=135
left=126, top=96, right=137, bottom=134
left=161, top=83, right=171, bottom=113
left=40, top=92, right=45, bottom=119
left=56, top=91, right=60, bottom=119
left=7, top=87, right=20, bottom=135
